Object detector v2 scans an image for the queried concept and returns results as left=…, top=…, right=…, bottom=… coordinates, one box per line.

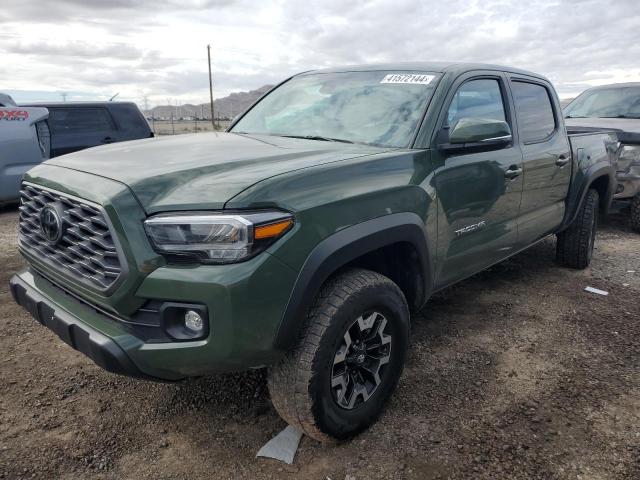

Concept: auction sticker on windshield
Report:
left=380, top=74, right=435, bottom=85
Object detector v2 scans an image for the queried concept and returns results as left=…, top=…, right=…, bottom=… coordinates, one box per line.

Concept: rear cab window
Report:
left=510, top=81, right=557, bottom=143
left=48, top=107, right=116, bottom=134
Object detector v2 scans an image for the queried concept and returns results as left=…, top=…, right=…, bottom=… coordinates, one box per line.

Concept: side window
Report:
left=511, top=81, right=556, bottom=143
left=48, top=108, right=116, bottom=134
left=110, top=104, right=150, bottom=136
left=447, top=78, right=506, bottom=127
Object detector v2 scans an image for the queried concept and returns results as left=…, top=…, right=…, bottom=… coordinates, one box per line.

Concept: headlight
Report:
left=144, top=211, right=294, bottom=264
left=617, top=145, right=640, bottom=173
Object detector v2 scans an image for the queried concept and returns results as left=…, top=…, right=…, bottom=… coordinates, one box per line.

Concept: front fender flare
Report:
left=273, top=212, right=431, bottom=350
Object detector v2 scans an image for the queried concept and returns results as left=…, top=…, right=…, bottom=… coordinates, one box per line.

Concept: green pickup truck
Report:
left=11, top=63, right=617, bottom=442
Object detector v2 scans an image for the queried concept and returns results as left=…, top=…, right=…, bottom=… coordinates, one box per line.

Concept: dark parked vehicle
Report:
left=564, top=83, right=640, bottom=231
left=11, top=63, right=617, bottom=442
left=19, top=102, right=153, bottom=157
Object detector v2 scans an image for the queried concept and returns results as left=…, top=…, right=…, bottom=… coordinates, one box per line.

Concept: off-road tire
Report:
left=630, top=194, right=640, bottom=233
left=268, top=268, right=410, bottom=442
left=556, top=189, right=599, bottom=269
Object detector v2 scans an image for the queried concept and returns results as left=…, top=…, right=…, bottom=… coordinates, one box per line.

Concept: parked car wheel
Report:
left=556, top=189, right=599, bottom=269
left=630, top=194, right=640, bottom=233
left=268, top=268, right=410, bottom=442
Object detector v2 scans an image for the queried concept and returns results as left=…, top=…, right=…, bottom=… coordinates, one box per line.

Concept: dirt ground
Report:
left=0, top=205, right=638, bottom=480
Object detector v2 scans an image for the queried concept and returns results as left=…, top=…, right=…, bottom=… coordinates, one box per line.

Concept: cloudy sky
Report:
left=1, top=0, right=639, bottom=106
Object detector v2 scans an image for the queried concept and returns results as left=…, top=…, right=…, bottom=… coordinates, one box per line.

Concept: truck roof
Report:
left=305, top=62, right=548, bottom=81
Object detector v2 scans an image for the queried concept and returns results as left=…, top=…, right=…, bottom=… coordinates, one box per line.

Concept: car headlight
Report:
left=144, top=211, right=294, bottom=264
left=617, top=145, right=640, bottom=173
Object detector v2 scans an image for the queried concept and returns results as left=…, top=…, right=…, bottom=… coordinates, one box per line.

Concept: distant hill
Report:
left=147, top=85, right=272, bottom=120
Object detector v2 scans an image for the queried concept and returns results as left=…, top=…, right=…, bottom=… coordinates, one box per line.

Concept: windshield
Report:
left=231, top=70, right=440, bottom=147
left=564, top=86, right=640, bottom=119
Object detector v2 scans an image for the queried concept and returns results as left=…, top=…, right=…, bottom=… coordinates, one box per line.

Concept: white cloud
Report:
left=1, top=0, right=639, bottom=105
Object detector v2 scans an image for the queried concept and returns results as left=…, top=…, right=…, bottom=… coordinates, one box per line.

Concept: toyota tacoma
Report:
left=11, top=63, right=617, bottom=442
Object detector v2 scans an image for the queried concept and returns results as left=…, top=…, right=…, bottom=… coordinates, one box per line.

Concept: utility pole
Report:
left=207, top=44, right=215, bottom=130
left=168, top=98, right=175, bottom=135
left=61, top=92, right=67, bottom=102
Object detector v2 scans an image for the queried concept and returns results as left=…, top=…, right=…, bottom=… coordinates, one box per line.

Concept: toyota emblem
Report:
left=39, top=204, right=64, bottom=244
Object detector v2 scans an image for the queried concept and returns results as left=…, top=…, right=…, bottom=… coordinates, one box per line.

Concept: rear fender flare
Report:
left=560, top=163, right=614, bottom=231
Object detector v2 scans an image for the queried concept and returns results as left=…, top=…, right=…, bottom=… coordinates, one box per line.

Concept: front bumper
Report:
left=11, top=251, right=297, bottom=380
left=10, top=272, right=152, bottom=380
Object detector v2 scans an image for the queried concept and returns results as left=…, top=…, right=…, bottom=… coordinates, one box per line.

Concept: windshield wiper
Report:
left=278, top=134, right=354, bottom=144
left=599, top=115, right=640, bottom=119
left=564, top=115, right=587, bottom=118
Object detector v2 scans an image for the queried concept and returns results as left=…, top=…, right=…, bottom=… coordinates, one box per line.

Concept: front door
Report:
left=508, top=78, right=571, bottom=248
left=432, top=74, right=524, bottom=288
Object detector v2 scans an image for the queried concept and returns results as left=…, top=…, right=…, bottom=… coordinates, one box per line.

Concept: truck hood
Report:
left=565, top=117, right=640, bottom=144
left=46, top=132, right=387, bottom=213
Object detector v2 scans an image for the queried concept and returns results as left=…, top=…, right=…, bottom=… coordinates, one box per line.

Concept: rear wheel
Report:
left=268, top=268, right=409, bottom=442
left=556, top=189, right=599, bottom=269
left=630, top=194, right=640, bottom=233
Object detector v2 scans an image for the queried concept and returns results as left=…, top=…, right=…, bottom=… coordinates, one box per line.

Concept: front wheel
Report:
left=556, top=188, right=599, bottom=269
left=268, top=268, right=410, bottom=442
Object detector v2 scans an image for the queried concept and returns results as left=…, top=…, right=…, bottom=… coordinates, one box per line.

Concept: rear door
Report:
left=508, top=78, right=571, bottom=248
left=431, top=72, right=524, bottom=287
left=48, top=106, right=118, bottom=157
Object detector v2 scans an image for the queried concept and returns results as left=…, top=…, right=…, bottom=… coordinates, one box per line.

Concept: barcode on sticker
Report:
left=380, top=74, right=435, bottom=85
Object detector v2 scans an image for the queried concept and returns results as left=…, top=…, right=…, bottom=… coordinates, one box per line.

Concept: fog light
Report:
left=160, top=303, right=208, bottom=340
left=184, top=310, right=204, bottom=332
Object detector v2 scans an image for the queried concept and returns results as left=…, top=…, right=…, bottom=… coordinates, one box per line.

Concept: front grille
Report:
left=18, top=184, right=124, bottom=292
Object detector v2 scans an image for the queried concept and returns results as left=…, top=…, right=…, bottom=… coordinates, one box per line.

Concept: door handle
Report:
left=102, top=136, right=114, bottom=144
left=504, top=165, right=522, bottom=179
left=555, top=154, right=570, bottom=167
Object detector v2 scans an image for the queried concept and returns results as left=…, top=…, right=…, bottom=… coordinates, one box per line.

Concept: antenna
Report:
left=109, top=92, right=120, bottom=101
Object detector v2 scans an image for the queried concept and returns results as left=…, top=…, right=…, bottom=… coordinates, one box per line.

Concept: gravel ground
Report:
left=0, top=205, right=638, bottom=480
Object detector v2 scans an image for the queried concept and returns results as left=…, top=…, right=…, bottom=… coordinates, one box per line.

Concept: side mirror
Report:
left=439, top=118, right=512, bottom=152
